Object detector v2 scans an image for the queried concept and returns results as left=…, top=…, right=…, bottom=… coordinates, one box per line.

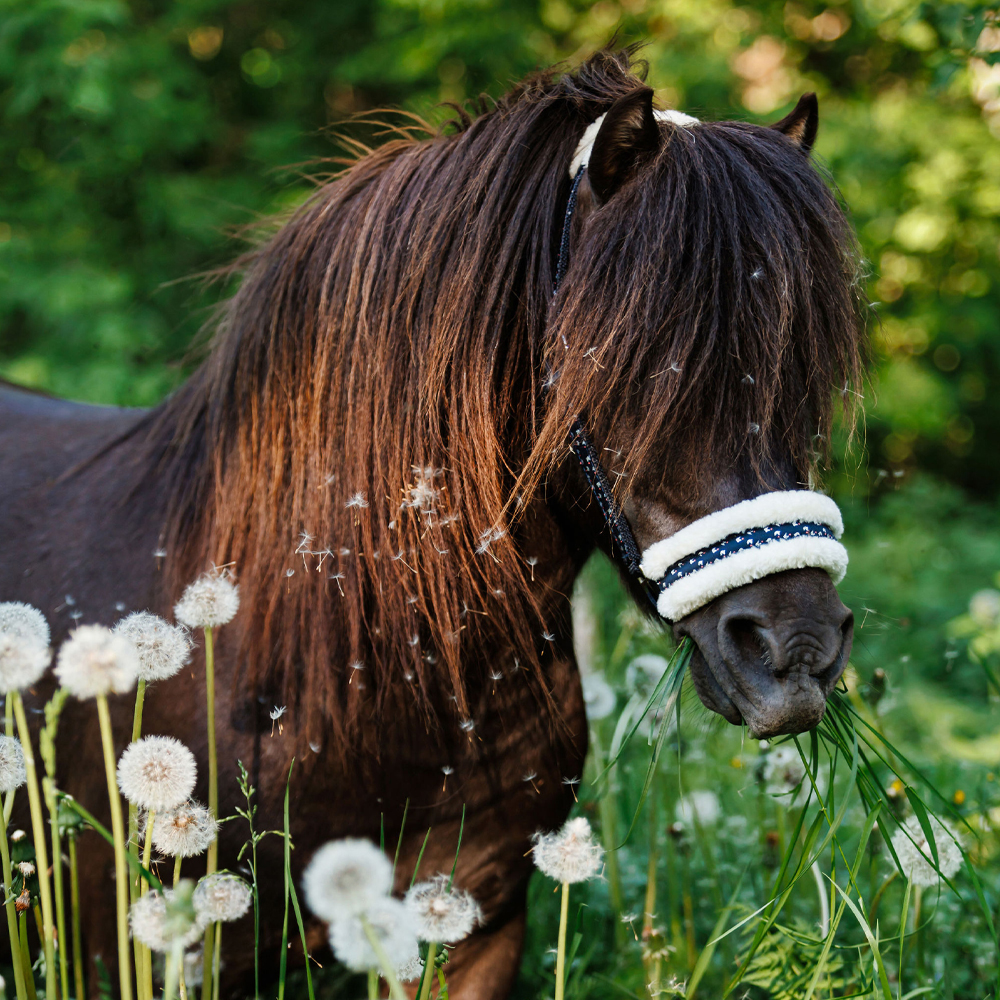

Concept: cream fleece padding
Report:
left=640, top=491, right=844, bottom=583
left=656, top=535, right=849, bottom=621
left=569, top=109, right=700, bottom=178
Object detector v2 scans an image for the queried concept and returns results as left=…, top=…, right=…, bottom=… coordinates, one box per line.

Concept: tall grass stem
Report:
left=18, top=912, right=36, bottom=1000
left=94, top=693, right=133, bottom=1000
left=417, top=942, right=437, bottom=1000
left=11, top=693, right=57, bottom=1000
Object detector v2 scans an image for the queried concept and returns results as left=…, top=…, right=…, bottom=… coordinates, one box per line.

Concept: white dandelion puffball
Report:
left=328, top=897, right=419, bottom=973
left=581, top=671, right=616, bottom=721
left=531, top=816, right=603, bottom=884
left=405, top=874, right=482, bottom=944
left=395, top=952, right=424, bottom=983
left=303, top=838, right=394, bottom=920
left=0, top=633, right=50, bottom=694
left=173, top=572, right=239, bottom=630
left=117, top=736, right=197, bottom=812
left=54, top=625, right=138, bottom=699
left=675, top=790, right=721, bottom=827
left=0, top=602, right=50, bottom=647
left=625, top=654, right=670, bottom=700
left=152, top=801, right=217, bottom=858
left=183, top=949, right=204, bottom=988
left=891, top=814, right=963, bottom=887
left=129, top=886, right=205, bottom=952
left=193, top=873, right=252, bottom=923
left=0, top=736, right=26, bottom=794
left=112, top=612, right=192, bottom=682
left=762, top=745, right=807, bottom=798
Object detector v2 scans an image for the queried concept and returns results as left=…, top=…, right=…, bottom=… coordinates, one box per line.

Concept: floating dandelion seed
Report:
left=525, top=556, right=538, bottom=581
left=193, top=873, right=252, bottom=923
left=541, top=631, right=555, bottom=642
left=440, top=765, right=453, bottom=791
left=531, top=817, right=603, bottom=884
left=0, top=737, right=26, bottom=794
left=0, top=632, right=50, bottom=694
left=345, top=492, right=368, bottom=510
left=117, top=736, right=197, bottom=812
left=561, top=776, right=580, bottom=801
left=404, top=467, right=441, bottom=513
left=328, top=897, right=419, bottom=974
left=407, top=635, right=419, bottom=647
left=153, top=548, right=168, bottom=560
left=475, top=527, right=505, bottom=556
left=891, top=814, right=963, bottom=887
left=269, top=705, right=287, bottom=736
left=173, top=571, right=239, bottom=629
left=303, top=839, right=393, bottom=920
left=328, top=572, right=345, bottom=595
left=522, top=772, right=540, bottom=793
left=459, top=719, right=475, bottom=733
left=405, top=874, right=482, bottom=943
left=0, top=602, right=50, bottom=647
left=152, top=801, right=217, bottom=858
left=112, top=611, right=192, bottom=683
left=55, top=624, right=138, bottom=699
left=129, top=884, right=204, bottom=952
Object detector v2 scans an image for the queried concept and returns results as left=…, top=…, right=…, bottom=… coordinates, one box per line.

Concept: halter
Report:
left=554, top=109, right=848, bottom=622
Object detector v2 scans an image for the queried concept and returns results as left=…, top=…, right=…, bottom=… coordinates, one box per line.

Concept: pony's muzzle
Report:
left=675, top=567, right=853, bottom=738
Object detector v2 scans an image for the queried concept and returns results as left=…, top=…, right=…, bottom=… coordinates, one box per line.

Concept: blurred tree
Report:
left=1, top=0, right=999, bottom=493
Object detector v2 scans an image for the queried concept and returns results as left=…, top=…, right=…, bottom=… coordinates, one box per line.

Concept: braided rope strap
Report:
left=639, top=491, right=848, bottom=621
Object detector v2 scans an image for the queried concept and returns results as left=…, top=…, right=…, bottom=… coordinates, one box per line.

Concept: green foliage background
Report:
left=2, top=0, right=1000, bottom=495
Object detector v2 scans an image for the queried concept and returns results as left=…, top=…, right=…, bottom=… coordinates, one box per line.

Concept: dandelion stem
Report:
left=202, top=624, right=218, bottom=1000
left=0, top=797, right=28, bottom=1000
left=94, top=693, right=133, bottom=1000
left=140, top=812, right=156, bottom=1000
left=367, top=970, right=378, bottom=1000
left=68, top=832, right=84, bottom=1000
left=3, top=698, right=13, bottom=825
left=11, top=692, right=57, bottom=1000
left=173, top=855, right=182, bottom=886
left=359, top=915, right=409, bottom=1000
left=18, top=911, right=36, bottom=1000
left=416, top=942, right=437, bottom=1000
left=128, top=679, right=145, bottom=1000
left=162, top=945, right=180, bottom=1000
left=555, top=882, right=570, bottom=1000
left=212, top=923, right=221, bottom=1000
left=46, top=780, right=70, bottom=1000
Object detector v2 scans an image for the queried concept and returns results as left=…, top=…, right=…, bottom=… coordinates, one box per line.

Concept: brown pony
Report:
left=0, top=49, right=865, bottom=998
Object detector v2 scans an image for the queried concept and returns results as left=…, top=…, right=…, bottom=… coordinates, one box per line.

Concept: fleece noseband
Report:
left=555, top=108, right=849, bottom=622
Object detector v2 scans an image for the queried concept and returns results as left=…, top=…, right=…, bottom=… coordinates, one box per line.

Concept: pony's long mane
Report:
left=140, top=49, right=866, bottom=753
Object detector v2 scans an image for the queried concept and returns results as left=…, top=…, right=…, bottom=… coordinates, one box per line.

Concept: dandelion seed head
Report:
left=405, top=874, right=482, bottom=943
left=675, top=790, right=720, bottom=827
left=531, top=816, right=603, bottom=884
left=55, top=624, right=137, bottom=699
left=152, top=801, right=217, bottom=858
left=581, top=672, right=615, bottom=721
left=17, top=862, right=34, bottom=877
left=193, top=873, right=252, bottom=923
left=303, top=839, right=393, bottom=920
left=112, top=612, right=192, bottom=683
left=117, top=736, right=197, bottom=812
left=0, top=633, right=50, bottom=694
left=173, top=571, right=239, bottom=629
left=762, top=745, right=806, bottom=797
left=129, top=885, right=204, bottom=952
left=0, top=602, right=50, bottom=647
left=327, top=897, right=419, bottom=973
left=0, top=736, right=26, bottom=794
left=395, top=953, right=424, bottom=983
left=891, top=814, right=963, bottom=887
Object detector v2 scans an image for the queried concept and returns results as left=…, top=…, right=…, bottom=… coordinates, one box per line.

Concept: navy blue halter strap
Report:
left=655, top=522, right=836, bottom=593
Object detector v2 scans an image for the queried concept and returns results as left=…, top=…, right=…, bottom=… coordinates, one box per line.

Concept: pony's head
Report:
left=538, top=67, right=866, bottom=738
left=152, top=49, right=866, bottom=752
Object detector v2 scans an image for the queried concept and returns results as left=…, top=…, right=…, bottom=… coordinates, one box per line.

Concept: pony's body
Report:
left=0, top=382, right=588, bottom=997
left=0, top=50, right=865, bottom=998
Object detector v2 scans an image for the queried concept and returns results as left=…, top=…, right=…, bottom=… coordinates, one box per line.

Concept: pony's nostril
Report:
left=721, top=616, right=774, bottom=673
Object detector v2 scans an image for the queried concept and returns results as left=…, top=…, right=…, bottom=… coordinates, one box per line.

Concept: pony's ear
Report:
left=588, top=87, right=660, bottom=202
left=770, top=93, right=819, bottom=154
